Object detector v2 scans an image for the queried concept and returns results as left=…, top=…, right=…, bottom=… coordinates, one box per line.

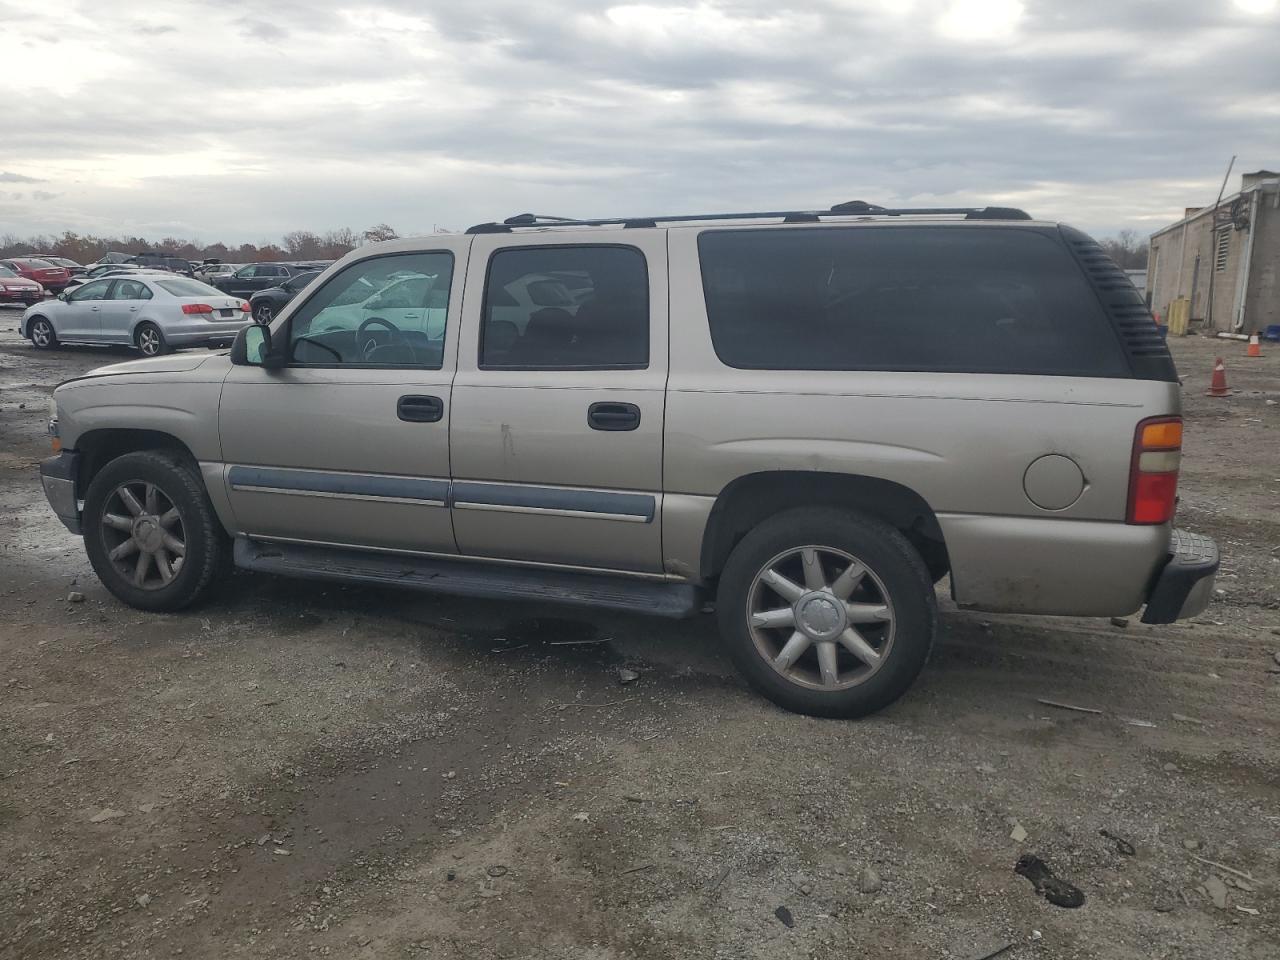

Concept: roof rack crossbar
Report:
left=465, top=203, right=1031, bottom=233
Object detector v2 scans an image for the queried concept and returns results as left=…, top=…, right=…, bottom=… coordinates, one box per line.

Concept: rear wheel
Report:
left=83, top=450, right=228, bottom=611
left=29, top=317, right=57, bottom=349
left=253, top=301, right=273, bottom=324
left=135, top=322, right=168, bottom=356
left=716, top=508, right=937, bottom=718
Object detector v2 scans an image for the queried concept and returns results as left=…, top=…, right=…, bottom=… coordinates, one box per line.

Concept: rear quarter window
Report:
left=698, top=226, right=1129, bottom=377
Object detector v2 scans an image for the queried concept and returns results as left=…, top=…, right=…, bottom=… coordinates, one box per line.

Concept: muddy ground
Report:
left=1, top=316, right=1277, bottom=960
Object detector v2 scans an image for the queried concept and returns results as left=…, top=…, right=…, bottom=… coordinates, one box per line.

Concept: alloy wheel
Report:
left=746, top=545, right=896, bottom=691
left=138, top=326, right=161, bottom=355
left=31, top=320, right=53, bottom=347
left=253, top=303, right=273, bottom=324
left=99, top=480, right=186, bottom=590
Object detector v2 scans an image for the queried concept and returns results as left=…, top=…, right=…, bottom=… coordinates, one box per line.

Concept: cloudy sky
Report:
left=1, top=0, right=1277, bottom=244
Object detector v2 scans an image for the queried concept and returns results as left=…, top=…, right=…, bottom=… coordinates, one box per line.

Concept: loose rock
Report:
left=89, top=808, right=125, bottom=823
left=486, top=865, right=508, bottom=878
left=858, top=866, right=882, bottom=894
left=67, top=592, right=84, bottom=603
left=1205, top=874, right=1229, bottom=909
left=617, top=667, right=640, bottom=684
left=774, top=905, right=795, bottom=928
left=1110, top=617, right=1129, bottom=628
left=1183, top=838, right=1201, bottom=851
left=1010, top=822, right=1028, bottom=843
left=135, top=893, right=151, bottom=908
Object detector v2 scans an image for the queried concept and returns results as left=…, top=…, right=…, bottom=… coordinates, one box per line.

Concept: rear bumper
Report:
left=1141, top=528, right=1219, bottom=624
left=165, top=319, right=250, bottom=346
left=39, top=450, right=82, bottom=535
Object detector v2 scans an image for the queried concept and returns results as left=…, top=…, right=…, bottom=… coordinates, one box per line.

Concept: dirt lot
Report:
left=1, top=316, right=1277, bottom=960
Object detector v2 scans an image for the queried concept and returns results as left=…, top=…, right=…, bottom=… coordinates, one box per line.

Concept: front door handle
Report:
left=588, top=402, right=641, bottom=431
left=397, top=394, right=444, bottom=423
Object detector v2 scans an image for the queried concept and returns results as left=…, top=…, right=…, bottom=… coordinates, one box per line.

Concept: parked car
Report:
left=196, top=262, right=240, bottom=285
left=66, top=265, right=149, bottom=287
left=212, top=262, right=312, bottom=298
left=90, top=251, right=135, bottom=267
left=0, top=263, right=43, bottom=306
left=21, top=272, right=250, bottom=356
left=39, top=256, right=87, bottom=276
left=37, top=203, right=1218, bottom=718
left=248, top=270, right=320, bottom=323
left=0, top=257, right=72, bottom=292
left=126, top=253, right=195, bottom=276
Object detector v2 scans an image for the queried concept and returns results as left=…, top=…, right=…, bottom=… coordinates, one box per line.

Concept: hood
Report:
left=80, top=353, right=216, bottom=379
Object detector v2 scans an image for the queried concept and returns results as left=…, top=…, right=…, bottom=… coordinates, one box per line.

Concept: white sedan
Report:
left=20, top=273, right=252, bottom=356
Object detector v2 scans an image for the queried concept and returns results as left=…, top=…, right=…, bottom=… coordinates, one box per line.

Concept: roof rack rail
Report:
left=466, top=202, right=1031, bottom=233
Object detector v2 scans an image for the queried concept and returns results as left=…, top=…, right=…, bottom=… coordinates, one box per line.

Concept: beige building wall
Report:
left=1147, top=176, right=1279, bottom=334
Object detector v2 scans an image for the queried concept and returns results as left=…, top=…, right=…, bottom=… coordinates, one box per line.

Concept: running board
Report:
left=233, top=538, right=703, bottom=618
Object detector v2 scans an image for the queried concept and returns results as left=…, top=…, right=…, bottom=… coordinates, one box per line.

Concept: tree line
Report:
left=2, top=222, right=1151, bottom=270
left=0, top=224, right=402, bottom=265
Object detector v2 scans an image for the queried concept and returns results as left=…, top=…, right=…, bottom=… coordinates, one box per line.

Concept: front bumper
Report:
left=39, top=450, right=82, bottom=535
left=1141, top=528, right=1219, bottom=624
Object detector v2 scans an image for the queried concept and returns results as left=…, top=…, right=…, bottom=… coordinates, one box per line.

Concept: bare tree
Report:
left=282, top=230, right=323, bottom=259
left=1100, top=229, right=1149, bottom=270
left=362, top=223, right=399, bottom=244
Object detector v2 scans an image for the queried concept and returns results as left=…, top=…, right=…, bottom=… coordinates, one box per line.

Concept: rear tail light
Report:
left=181, top=303, right=214, bottom=315
left=240, top=301, right=250, bottom=313
left=1127, top=416, right=1182, bottom=524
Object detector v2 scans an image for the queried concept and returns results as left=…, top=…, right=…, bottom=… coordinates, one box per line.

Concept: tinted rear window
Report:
left=698, top=226, right=1128, bottom=376
left=156, top=278, right=223, bottom=297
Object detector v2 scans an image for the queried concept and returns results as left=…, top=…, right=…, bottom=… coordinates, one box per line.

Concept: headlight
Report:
left=49, top=397, right=58, bottom=419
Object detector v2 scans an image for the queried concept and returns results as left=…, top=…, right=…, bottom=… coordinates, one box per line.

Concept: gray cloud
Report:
left=1, top=0, right=1277, bottom=242
left=0, top=171, right=45, bottom=183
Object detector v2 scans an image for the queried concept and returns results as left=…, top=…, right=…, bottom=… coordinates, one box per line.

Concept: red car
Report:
left=0, top=257, right=71, bottom=292
left=0, top=263, right=43, bottom=305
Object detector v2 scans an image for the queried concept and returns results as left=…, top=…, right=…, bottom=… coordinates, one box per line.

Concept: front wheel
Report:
left=29, top=317, right=57, bottom=349
left=135, top=322, right=168, bottom=356
left=83, top=450, right=229, bottom=611
left=253, top=302, right=273, bottom=324
left=716, top=508, right=937, bottom=718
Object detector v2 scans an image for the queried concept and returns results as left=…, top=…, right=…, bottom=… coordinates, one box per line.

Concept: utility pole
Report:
left=1204, top=155, right=1235, bottom=332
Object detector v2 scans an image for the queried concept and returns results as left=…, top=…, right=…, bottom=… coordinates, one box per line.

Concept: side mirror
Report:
left=230, top=324, right=285, bottom=368
left=57, top=291, right=70, bottom=302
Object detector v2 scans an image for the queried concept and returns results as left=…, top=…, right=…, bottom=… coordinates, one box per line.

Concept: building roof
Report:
left=1151, top=170, right=1280, bottom=241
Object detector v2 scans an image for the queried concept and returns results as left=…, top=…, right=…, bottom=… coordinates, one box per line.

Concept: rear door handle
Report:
left=588, top=402, right=641, bottom=431
left=397, top=394, right=444, bottom=423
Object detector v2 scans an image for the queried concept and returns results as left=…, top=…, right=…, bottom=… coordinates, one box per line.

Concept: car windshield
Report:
left=0, top=265, right=16, bottom=278
left=156, top=278, right=224, bottom=297
left=19, top=259, right=55, bottom=268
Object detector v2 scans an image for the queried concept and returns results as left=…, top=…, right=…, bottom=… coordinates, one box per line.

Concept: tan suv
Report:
left=39, top=203, right=1219, bottom=717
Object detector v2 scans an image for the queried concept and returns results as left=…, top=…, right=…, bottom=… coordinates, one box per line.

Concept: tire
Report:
left=135, top=322, right=168, bottom=356
left=29, top=316, right=57, bottom=350
left=83, top=450, right=229, bottom=612
left=253, top=302, right=273, bottom=324
left=716, top=507, right=937, bottom=718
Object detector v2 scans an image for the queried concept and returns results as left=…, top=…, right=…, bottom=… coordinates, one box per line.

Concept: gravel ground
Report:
left=1, top=316, right=1277, bottom=960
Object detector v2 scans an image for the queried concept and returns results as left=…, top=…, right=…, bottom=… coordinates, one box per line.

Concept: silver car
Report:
left=21, top=273, right=251, bottom=355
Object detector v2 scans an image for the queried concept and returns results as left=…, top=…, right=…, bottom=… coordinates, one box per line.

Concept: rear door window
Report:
left=479, top=246, right=648, bottom=369
left=698, top=227, right=1128, bottom=376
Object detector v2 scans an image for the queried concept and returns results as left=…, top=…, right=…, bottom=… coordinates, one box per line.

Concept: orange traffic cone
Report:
left=1206, top=357, right=1231, bottom=397
left=1246, top=333, right=1263, bottom=358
